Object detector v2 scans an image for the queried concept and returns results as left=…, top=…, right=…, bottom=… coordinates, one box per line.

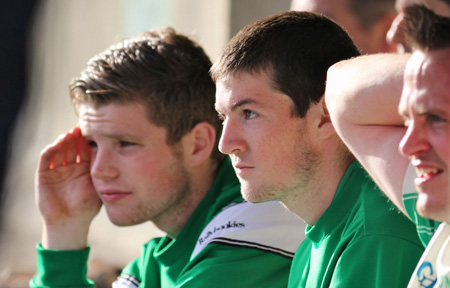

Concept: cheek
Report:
left=266, top=135, right=300, bottom=168
left=436, top=136, right=450, bottom=166
left=128, top=162, right=167, bottom=197
left=116, top=154, right=160, bottom=183
left=429, top=126, right=450, bottom=163
left=252, top=129, right=291, bottom=159
left=132, top=159, right=163, bottom=178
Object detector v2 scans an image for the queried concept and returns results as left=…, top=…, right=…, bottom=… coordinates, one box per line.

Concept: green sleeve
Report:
left=117, top=238, right=161, bottom=287
left=331, top=236, right=424, bottom=287
left=29, top=244, right=95, bottom=288
left=120, top=257, right=142, bottom=281
left=175, top=243, right=293, bottom=288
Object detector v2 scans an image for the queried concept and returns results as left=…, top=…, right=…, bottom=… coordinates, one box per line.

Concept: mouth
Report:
left=414, top=166, right=444, bottom=187
left=416, top=167, right=442, bottom=178
left=99, top=190, right=132, bottom=203
left=233, top=164, right=254, bottom=175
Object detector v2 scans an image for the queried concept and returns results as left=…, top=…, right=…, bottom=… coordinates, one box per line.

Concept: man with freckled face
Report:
left=290, top=0, right=397, bottom=54
left=29, top=27, right=306, bottom=288
left=213, top=11, right=424, bottom=288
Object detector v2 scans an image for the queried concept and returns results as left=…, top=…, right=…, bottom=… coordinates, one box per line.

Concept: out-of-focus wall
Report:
left=0, top=0, right=155, bottom=276
left=0, top=0, right=289, bottom=283
left=230, top=0, right=290, bottom=38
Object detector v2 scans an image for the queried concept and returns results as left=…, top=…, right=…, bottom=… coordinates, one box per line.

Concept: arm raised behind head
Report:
left=325, top=53, right=411, bottom=215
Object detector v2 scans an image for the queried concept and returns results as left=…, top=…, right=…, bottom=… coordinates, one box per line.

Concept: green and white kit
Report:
left=30, top=158, right=306, bottom=288
left=407, top=223, right=450, bottom=288
left=288, top=161, right=425, bottom=288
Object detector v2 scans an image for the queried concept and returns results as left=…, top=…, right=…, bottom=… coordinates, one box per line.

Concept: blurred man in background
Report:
left=291, top=0, right=397, bottom=54
left=386, top=0, right=450, bottom=52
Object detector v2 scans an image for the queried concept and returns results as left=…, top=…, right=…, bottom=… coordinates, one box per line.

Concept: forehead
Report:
left=215, top=72, right=267, bottom=107
left=77, top=102, right=154, bottom=135
left=401, top=50, right=450, bottom=110
left=215, top=72, right=294, bottom=112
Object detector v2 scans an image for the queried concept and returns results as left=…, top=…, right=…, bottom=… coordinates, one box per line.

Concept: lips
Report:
left=233, top=163, right=254, bottom=176
left=413, top=166, right=444, bottom=188
left=99, top=190, right=132, bottom=203
left=416, top=167, right=440, bottom=179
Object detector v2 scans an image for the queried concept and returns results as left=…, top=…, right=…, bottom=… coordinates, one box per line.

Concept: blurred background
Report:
left=0, top=0, right=289, bottom=286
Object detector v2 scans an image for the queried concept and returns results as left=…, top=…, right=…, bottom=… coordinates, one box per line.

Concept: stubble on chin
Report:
left=239, top=180, right=284, bottom=203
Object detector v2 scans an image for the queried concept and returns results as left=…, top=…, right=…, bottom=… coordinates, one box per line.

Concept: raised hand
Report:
left=36, top=126, right=102, bottom=250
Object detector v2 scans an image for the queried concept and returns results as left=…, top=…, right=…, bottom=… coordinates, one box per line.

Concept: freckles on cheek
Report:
left=441, top=142, right=450, bottom=167
left=133, top=160, right=155, bottom=176
left=252, top=137, right=272, bottom=156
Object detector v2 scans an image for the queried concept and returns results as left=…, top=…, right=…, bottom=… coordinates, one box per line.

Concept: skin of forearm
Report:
left=42, top=221, right=90, bottom=250
left=326, top=53, right=410, bottom=127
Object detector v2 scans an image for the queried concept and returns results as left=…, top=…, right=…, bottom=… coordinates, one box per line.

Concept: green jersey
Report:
left=288, top=161, right=425, bottom=288
left=31, top=157, right=306, bottom=288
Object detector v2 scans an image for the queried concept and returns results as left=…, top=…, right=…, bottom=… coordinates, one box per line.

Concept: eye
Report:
left=87, top=140, right=97, bottom=149
left=243, top=109, right=258, bottom=120
left=119, top=141, right=136, bottom=148
left=427, top=114, right=445, bottom=124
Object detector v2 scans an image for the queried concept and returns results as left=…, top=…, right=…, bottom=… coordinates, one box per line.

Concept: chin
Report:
left=107, top=212, right=143, bottom=227
left=242, top=194, right=263, bottom=203
left=240, top=190, right=258, bottom=203
left=109, top=217, right=131, bottom=227
left=240, top=183, right=277, bottom=203
left=416, top=194, right=450, bottom=223
left=239, top=185, right=258, bottom=203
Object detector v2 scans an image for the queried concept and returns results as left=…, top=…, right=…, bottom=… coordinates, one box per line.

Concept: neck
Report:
left=155, top=159, right=219, bottom=239
left=282, top=142, right=353, bottom=226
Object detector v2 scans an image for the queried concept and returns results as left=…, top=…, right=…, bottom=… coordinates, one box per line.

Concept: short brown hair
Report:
left=211, top=11, right=360, bottom=118
left=70, top=27, right=224, bottom=162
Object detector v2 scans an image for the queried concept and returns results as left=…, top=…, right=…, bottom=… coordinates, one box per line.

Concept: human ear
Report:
left=182, top=122, right=216, bottom=167
left=317, top=97, right=336, bottom=140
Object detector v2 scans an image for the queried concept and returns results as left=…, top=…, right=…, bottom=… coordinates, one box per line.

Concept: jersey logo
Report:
left=197, top=220, right=246, bottom=245
left=192, top=201, right=306, bottom=259
left=416, top=262, right=437, bottom=288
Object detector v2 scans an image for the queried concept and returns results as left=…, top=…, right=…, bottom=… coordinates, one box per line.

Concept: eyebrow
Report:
left=398, top=102, right=449, bottom=120
left=216, top=98, right=259, bottom=113
left=82, top=130, right=141, bottom=142
left=106, top=133, right=140, bottom=141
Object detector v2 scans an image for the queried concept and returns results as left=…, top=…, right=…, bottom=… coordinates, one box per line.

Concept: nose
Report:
left=218, top=118, right=246, bottom=155
left=386, top=13, right=410, bottom=53
left=399, top=121, right=431, bottom=159
left=90, top=147, right=119, bottom=180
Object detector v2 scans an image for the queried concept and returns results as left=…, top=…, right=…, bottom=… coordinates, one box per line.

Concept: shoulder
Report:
left=192, top=201, right=306, bottom=259
left=340, top=164, right=422, bottom=245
